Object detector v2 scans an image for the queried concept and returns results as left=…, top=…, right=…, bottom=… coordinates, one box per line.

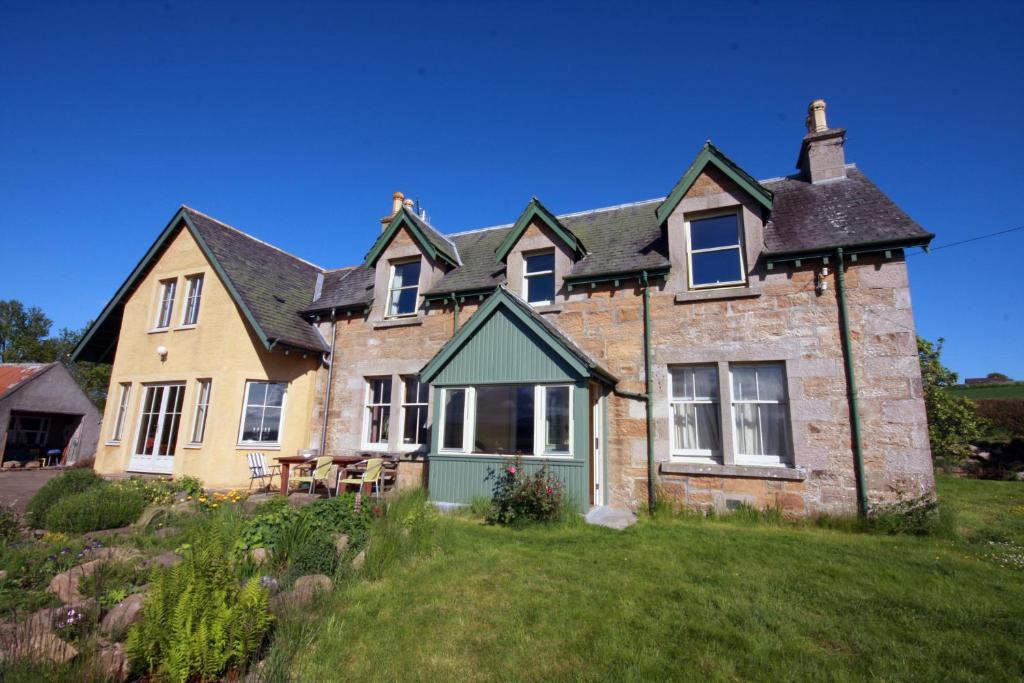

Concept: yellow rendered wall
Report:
left=94, top=225, right=320, bottom=489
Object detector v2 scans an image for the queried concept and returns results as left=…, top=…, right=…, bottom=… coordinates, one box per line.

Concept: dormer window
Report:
left=387, top=258, right=421, bottom=317
left=523, top=251, right=555, bottom=306
left=686, top=213, right=746, bottom=289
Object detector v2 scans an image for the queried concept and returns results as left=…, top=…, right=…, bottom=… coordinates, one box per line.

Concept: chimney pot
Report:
left=391, top=191, right=405, bottom=216
left=807, top=99, right=828, bottom=134
left=403, top=198, right=414, bottom=210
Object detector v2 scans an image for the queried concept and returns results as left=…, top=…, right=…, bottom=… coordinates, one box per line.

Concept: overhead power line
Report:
left=909, top=224, right=1024, bottom=256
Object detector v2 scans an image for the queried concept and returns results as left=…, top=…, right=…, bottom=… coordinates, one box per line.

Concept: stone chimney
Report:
left=797, top=99, right=847, bottom=184
left=380, top=191, right=404, bottom=231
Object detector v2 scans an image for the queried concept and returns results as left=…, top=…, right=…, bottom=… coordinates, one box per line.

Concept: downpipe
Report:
left=834, top=248, right=869, bottom=518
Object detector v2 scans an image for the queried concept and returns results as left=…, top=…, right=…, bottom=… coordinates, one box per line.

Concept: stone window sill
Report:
left=674, top=286, right=760, bottom=304
left=660, top=461, right=806, bottom=481
left=532, top=304, right=564, bottom=315
left=372, top=317, right=424, bottom=329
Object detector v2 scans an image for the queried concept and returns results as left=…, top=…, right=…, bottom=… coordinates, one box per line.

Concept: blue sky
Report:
left=2, top=1, right=1022, bottom=378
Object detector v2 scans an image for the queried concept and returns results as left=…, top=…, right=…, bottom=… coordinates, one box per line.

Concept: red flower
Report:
left=508, top=466, right=517, bottom=475
left=546, top=487, right=553, bottom=494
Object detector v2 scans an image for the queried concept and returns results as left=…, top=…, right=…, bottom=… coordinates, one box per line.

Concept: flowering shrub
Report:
left=484, top=458, right=566, bottom=526
left=197, top=490, right=246, bottom=511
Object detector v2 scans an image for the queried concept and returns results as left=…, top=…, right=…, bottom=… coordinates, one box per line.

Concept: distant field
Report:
left=948, top=383, right=1024, bottom=400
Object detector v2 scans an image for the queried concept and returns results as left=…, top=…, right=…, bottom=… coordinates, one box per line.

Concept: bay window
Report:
left=437, top=384, right=573, bottom=457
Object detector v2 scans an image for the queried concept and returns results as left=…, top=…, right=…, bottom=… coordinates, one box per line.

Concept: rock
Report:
left=141, top=551, right=182, bottom=570
left=1015, top=471, right=1024, bottom=481
left=2, top=461, right=21, bottom=469
left=170, top=500, right=198, bottom=514
left=291, top=574, right=332, bottom=603
left=24, top=461, right=41, bottom=469
left=97, top=642, right=129, bottom=681
left=83, top=526, right=133, bottom=542
left=351, top=550, right=366, bottom=571
left=32, top=528, right=46, bottom=539
left=100, top=593, right=146, bottom=636
left=151, top=526, right=181, bottom=539
left=286, top=493, right=320, bottom=508
left=244, top=659, right=268, bottom=683
left=333, top=533, right=349, bottom=554
left=48, top=548, right=140, bottom=603
left=133, top=504, right=169, bottom=529
left=250, top=547, right=270, bottom=566
left=243, top=492, right=280, bottom=514
left=25, top=630, right=77, bottom=663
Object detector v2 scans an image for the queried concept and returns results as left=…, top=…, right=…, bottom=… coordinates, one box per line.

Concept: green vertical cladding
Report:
left=429, top=382, right=591, bottom=511
left=431, top=306, right=580, bottom=386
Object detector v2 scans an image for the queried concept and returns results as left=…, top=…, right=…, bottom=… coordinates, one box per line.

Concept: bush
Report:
left=43, top=484, right=148, bottom=533
left=238, top=493, right=370, bottom=556
left=126, top=517, right=272, bottom=682
left=868, top=495, right=955, bottom=538
left=484, top=459, right=565, bottom=526
left=284, top=535, right=339, bottom=582
left=975, top=399, right=1024, bottom=440
left=24, top=469, right=104, bottom=527
left=0, top=504, right=19, bottom=547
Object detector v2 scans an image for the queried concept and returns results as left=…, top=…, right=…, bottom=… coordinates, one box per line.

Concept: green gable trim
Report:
left=71, top=208, right=279, bottom=363
left=655, top=142, right=773, bottom=225
left=494, top=198, right=586, bottom=263
left=420, top=287, right=613, bottom=385
left=364, top=207, right=458, bottom=268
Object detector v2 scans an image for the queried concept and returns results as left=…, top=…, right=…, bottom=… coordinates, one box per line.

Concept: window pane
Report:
left=242, top=406, right=263, bottom=442
left=390, top=287, right=418, bottom=316
left=673, top=403, right=696, bottom=450
left=265, top=383, right=285, bottom=407
left=759, top=404, right=788, bottom=457
left=755, top=365, right=786, bottom=402
left=544, top=386, right=570, bottom=453
left=474, top=385, right=534, bottom=454
left=690, top=215, right=739, bottom=250
left=691, top=248, right=743, bottom=286
left=670, top=368, right=690, bottom=399
left=247, top=382, right=267, bottom=407
left=403, top=378, right=419, bottom=403
left=261, top=407, right=282, bottom=442
left=692, top=367, right=719, bottom=400
left=368, top=406, right=388, bottom=443
left=392, top=260, right=421, bottom=289
left=442, top=389, right=465, bottom=450
left=731, top=367, right=758, bottom=401
left=694, top=403, right=721, bottom=452
left=526, top=272, right=555, bottom=304
left=370, top=378, right=392, bottom=405
left=525, top=252, right=555, bottom=273
left=403, top=405, right=427, bottom=445
left=733, top=403, right=761, bottom=455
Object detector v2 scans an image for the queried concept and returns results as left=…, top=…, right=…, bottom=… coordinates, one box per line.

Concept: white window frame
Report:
left=236, top=380, right=287, bottom=448
left=436, top=384, right=574, bottom=459
left=399, top=376, right=429, bottom=451
left=154, top=279, right=177, bottom=329
left=361, top=377, right=393, bottom=451
left=523, top=250, right=556, bottom=306
left=132, top=383, right=186, bottom=458
left=180, top=274, right=204, bottom=327
left=685, top=210, right=747, bottom=290
left=188, top=379, right=212, bottom=445
left=668, top=366, right=721, bottom=462
left=386, top=258, right=421, bottom=319
left=729, top=363, right=792, bottom=467
left=109, top=382, right=132, bottom=443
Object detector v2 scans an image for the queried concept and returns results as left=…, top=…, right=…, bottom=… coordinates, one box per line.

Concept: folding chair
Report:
left=246, top=452, right=281, bottom=491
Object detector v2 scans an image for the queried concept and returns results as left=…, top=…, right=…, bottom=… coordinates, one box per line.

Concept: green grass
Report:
left=268, top=475, right=1024, bottom=682
left=947, top=382, right=1024, bottom=400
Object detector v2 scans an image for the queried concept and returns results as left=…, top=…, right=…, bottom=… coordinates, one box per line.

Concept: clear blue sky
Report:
left=2, top=1, right=1022, bottom=378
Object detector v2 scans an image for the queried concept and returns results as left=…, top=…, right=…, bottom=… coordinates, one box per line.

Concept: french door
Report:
left=129, top=383, right=185, bottom=474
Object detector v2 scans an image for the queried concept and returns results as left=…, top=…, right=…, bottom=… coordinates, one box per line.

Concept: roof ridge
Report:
left=181, top=205, right=324, bottom=271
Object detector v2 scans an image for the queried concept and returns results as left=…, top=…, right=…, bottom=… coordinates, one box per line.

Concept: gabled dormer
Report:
left=363, top=193, right=460, bottom=324
left=657, top=142, right=773, bottom=295
left=496, top=198, right=586, bottom=308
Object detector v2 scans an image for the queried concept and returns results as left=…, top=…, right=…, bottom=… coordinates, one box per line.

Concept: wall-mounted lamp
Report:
left=156, top=345, right=168, bottom=360
left=815, top=267, right=830, bottom=295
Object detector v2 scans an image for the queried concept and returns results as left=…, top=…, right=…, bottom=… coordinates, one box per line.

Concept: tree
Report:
left=986, top=372, right=1011, bottom=381
left=0, top=299, right=52, bottom=362
left=917, top=336, right=987, bottom=470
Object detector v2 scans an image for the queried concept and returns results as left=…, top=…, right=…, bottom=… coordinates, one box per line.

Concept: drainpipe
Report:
left=319, top=312, right=338, bottom=456
left=834, top=248, right=869, bottom=518
left=641, top=271, right=656, bottom=513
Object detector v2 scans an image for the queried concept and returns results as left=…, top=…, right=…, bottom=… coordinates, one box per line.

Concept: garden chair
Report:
left=335, top=458, right=385, bottom=504
left=292, top=456, right=334, bottom=496
left=246, top=452, right=281, bottom=491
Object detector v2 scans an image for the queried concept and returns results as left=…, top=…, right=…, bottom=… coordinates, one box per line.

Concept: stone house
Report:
left=75, top=100, right=934, bottom=515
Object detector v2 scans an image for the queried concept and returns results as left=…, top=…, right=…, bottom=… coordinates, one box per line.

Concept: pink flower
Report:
left=546, top=487, right=553, bottom=494
left=508, top=466, right=517, bottom=475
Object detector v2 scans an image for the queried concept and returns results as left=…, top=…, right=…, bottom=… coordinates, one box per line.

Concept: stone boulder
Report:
left=243, top=492, right=281, bottom=514
left=24, top=461, right=41, bottom=469
left=351, top=549, right=366, bottom=571
left=286, top=492, right=320, bottom=508
left=141, top=551, right=182, bottom=570
left=152, top=526, right=181, bottom=539
left=97, top=642, right=129, bottom=681
left=250, top=547, right=270, bottom=566
left=333, top=533, right=349, bottom=554
left=25, top=630, right=77, bottom=663
left=100, top=593, right=146, bottom=637
left=270, top=574, right=332, bottom=612
left=48, top=547, right=141, bottom=604
left=2, top=461, right=21, bottom=469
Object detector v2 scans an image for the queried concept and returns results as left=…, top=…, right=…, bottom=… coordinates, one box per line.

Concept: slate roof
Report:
left=184, top=209, right=328, bottom=352
left=405, top=211, right=460, bottom=265
left=0, top=363, right=52, bottom=400
left=311, top=165, right=930, bottom=310
left=309, top=265, right=376, bottom=312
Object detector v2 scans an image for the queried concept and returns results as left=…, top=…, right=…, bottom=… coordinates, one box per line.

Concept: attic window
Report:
left=387, top=259, right=421, bottom=317
left=686, top=213, right=746, bottom=289
left=524, top=251, right=555, bottom=306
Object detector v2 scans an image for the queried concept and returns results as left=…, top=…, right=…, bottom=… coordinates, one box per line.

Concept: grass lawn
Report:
left=947, top=382, right=1024, bottom=400
left=278, top=475, right=1024, bottom=682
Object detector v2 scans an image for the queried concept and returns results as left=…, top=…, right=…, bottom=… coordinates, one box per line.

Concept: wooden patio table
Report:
left=274, top=454, right=397, bottom=495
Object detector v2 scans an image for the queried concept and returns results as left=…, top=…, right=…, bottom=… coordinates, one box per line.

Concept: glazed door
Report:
left=129, top=383, right=185, bottom=474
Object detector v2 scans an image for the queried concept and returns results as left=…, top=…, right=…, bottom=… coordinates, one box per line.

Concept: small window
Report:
left=401, top=377, right=429, bottom=447
left=687, top=213, right=745, bottom=288
left=670, top=366, right=721, bottom=460
left=190, top=379, right=212, bottom=444
left=111, top=383, right=132, bottom=441
left=155, top=279, right=177, bottom=329
left=440, top=388, right=467, bottom=451
left=387, top=260, right=422, bottom=317
left=181, top=275, right=204, bottom=326
left=524, top=251, right=556, bottom=305
left=541, top=385, right=571, bottom=454
left=7, top=415, right=50, bottom=447
left=239, top=381, right=286, bottom=445
left=731, top=364, right=790, bottom=465
left=364, top=377, right=392, bottom=447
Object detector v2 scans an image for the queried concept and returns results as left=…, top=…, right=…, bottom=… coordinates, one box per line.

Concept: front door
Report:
left=129, top=383, right=185, bottom=474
